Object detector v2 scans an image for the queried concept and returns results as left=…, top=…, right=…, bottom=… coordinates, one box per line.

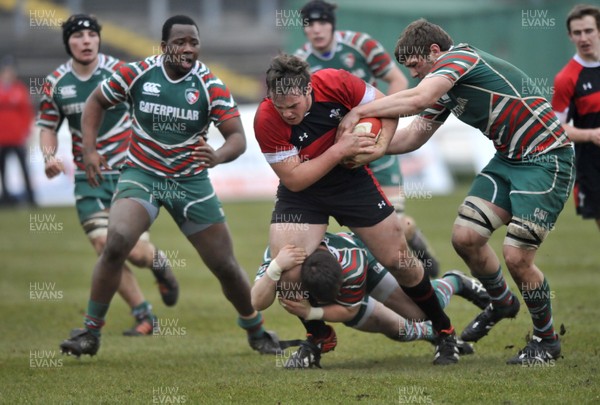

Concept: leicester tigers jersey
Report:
left=295, top=30, right=394, bottom=88
left=256, top=232, right=368, bottom=307
left=420, top=44, right=570, bottom=160
left=37, top=54, right=130, bottom=173
left=101, top=55, right=239, bottom=177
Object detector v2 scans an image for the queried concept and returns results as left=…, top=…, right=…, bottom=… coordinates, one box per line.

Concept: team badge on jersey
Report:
left=342, top=53, right=355, bottom=69
left=185, top=88, right=199, bottom=105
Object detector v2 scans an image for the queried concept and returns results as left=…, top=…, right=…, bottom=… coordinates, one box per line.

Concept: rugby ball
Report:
left=352, top=117, right=382, bottom=141
left=342, top=117, right=382, bottom=168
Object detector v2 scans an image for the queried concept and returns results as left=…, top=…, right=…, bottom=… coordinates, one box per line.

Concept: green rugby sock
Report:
left=520, top=278, right=557, bottom=341
left=238, top=312, right=266, bottom=339
left=84, top=300, right=109, bottom=337
left=132, top=301, right=153, bottom=320
left=431, top=278, right=458, bottom=309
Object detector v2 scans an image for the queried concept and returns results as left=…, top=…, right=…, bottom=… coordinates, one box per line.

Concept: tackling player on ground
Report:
left=251, top=232, right=489, bottom=368
left=59, top=15, right=279, bottom=357
left=38, top=14, right=178, bottom=337
left=339, top=19, right=574, bottom=365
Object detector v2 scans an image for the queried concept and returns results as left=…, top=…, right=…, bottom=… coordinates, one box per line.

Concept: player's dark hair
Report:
left=301, top=249, right=343, bottom=305
left=395, top=19, right=453, bottom=65
left=265, top=54, right=311, bottom=98
left=566, top=4, right=600, bottom=33
left=62, top=14, right=101, bottom=56
left=162, top=15, right=199, bottom=42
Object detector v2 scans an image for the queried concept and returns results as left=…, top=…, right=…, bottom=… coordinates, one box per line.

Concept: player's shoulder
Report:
left=45, top=61, right=73, bottom=85
left=254, top=98, right=283, bottom=129
left=337, top=30, right=372, bottom=46
left=554, top=57, right=584, bottom=85
left=294, top=42, right=312, bottom=60
left=123, top=55, right=161, bottom=74
left=312, top=68, right=360, bottom=96
left=192, top=61, right=220, bottom=84
left=97, top=53, right=126, bottom=72
left=312, top=68, right=351, bottom=83
left=444, top=43, right=480, bottom=61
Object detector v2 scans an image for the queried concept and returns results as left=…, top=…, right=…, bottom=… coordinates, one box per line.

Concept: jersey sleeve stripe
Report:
left=263, top=147, right=299, bottom=164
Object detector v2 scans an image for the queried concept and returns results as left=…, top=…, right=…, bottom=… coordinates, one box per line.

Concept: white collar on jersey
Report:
left=574, top=53, right=600, bottom=68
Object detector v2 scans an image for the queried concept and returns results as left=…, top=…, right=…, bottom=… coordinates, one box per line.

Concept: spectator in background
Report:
left=0, top=56, right=35, bottom=206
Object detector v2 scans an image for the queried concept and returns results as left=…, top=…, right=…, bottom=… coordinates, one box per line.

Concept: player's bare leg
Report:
left=352, top=213, right=459, bottom=365
left=89, top=235, right=150, bottom=311
left=503, top=245, right=560, bottom=364
left=129, top=238, right=179, bottom=307
left=452, top=200, right=520, bottom=345
left=89, top=234, right=159, bottom=334
left=348, top=300, right=473, bottom=356
left=60, top=199, right=152, bottom=357
left=384, top=185, right=440, bottom=278
left=188, top=222, right=280, bottom=354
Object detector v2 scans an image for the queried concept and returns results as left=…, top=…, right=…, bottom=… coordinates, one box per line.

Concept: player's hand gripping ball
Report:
left=342, top=117, right=382, bottom=169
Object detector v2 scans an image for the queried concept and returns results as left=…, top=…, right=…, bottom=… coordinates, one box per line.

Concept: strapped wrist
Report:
left=306, top=306, right=324, bottom=321
left=266, top=259, right=283, bottom=281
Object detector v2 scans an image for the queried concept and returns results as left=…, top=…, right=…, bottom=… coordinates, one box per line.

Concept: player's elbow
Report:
left=280, top=178, right=308, bottom=193
left=412, top=93, right=435, bottom=112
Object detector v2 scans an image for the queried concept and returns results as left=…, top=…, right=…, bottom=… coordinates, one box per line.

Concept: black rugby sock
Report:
left=402, top=274, right=452, bottom=333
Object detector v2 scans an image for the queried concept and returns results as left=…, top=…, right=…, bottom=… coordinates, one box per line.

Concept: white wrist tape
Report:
left=306, top=307, right=324, bottom=321
left=266, top=259, right=283, bottom=281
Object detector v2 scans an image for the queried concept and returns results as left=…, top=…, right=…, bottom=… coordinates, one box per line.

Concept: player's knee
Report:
left=451, top=226, right=482, bottom=255
left=502, top=248, right=533, bottom=282
left=504, top=217, right=548, bottom=251
left=127, top=235, right=152, bottom=266
left=88, top=236, right=107, bottom=255
left=103, top=230, right=135, bottom=263
left=211, top=257, right=243, bottom=282
left=454, top=196, right=504, bottom=239
left=401, top=215, right=416, bottom=240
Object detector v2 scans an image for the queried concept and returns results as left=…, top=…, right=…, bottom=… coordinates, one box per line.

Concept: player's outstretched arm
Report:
left=82, top=87, right=112, bottom=187
left=337, top=76, right=452, bottom=141
left=387, top=117, right=441, bottom=155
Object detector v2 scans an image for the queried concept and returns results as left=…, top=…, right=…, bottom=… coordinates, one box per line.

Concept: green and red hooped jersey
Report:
left=256, top=232, right=368, bottom=307
left=37, top=54, right=131, bottom=173
left=295, top=30, right=394, bottom=88
left=101, top=55, right=239, bottom=177
left=421, top=44, right=570, bottom=160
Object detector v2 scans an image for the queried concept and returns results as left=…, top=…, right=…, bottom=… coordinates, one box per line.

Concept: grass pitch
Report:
left=1, top=184, right=599, bottom=404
